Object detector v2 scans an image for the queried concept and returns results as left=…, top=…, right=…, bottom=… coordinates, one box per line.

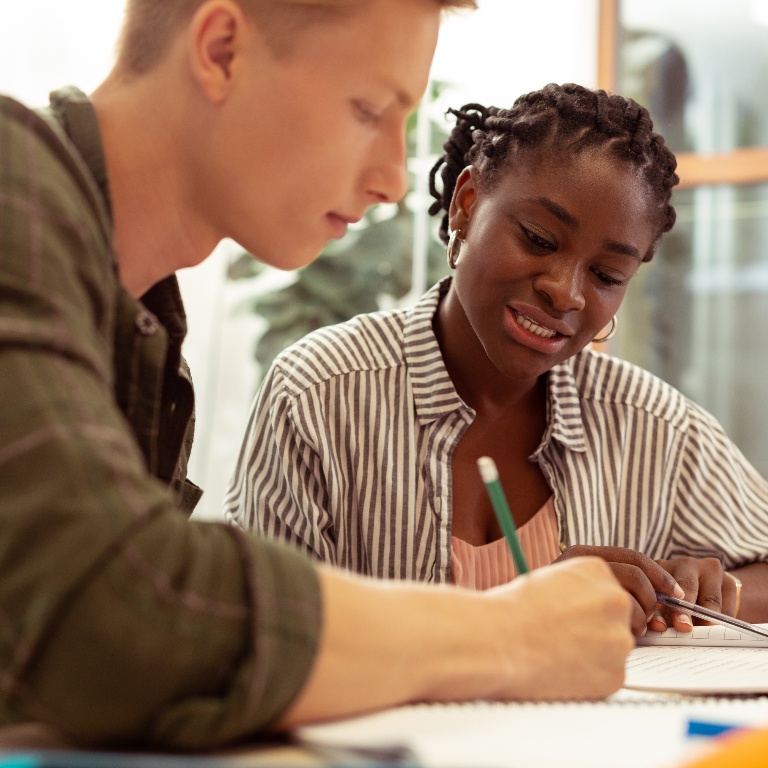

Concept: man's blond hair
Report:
left=116, top=0, right=476, bottom=76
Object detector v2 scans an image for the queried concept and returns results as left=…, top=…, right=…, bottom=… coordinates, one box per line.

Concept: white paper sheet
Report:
left=297, top=696, right=768, bottom=768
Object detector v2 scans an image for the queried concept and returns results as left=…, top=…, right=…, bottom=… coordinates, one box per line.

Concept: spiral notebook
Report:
left=297, top=627, right=768, bottom=768
left=296, top=694, right=768, bottom=768
left=626, top=623, right=768, bottom=694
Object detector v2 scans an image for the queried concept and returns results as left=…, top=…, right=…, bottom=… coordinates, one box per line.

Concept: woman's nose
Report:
left=533, top=266, right=587, bottom=313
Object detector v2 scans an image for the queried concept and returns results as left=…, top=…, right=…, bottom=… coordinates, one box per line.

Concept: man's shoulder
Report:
left=1, top=92, right=109, bottom=231
left=0, top=92, right=37, bottom=121
left=1, top=93, right=69, bottom=167
left=0, top=92, right=120, bottom=370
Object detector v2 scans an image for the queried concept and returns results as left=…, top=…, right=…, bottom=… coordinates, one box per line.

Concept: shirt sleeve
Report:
left=0, top=98, right=321, bottom=748
left=668, top=398, right=768, bottom=569
left=225, top=362, right=340, bottom=566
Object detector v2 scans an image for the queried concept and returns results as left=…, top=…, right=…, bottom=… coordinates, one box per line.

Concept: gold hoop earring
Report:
left=447, top=229, right=463, bottom=270
left=593, top=316, right=618, bottom=344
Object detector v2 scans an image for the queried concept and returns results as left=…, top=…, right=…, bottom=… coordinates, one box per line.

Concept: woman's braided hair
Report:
left=428, top=83, right=679, bottom=259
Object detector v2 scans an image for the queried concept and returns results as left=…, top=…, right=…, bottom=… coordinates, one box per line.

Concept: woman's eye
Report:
left=593, top=269, right=628, bottom=288
left=522, top=226, right=555, bottom=250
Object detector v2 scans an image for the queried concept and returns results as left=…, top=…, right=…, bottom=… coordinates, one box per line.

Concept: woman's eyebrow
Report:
left=529, top=196, right=642, bottom=260
left=529, top=196, right=578, bottom=229
left=603, top=240, right=642, bottom=261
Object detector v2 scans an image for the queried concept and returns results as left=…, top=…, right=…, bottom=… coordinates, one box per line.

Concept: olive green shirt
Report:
left=0, top=87, right=321, bottom=749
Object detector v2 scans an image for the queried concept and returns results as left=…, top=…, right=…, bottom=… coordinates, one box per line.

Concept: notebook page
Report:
left=625, top=645, right=768, bottom=693
left=296, top=697, right=768, bottom=768
left=638, top=623, right=768, bottom=648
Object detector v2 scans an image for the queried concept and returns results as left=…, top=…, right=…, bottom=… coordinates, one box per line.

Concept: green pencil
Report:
left=477, top=456, right=529, bottom=575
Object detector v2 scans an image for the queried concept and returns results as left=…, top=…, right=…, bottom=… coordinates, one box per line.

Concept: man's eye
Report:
left=353, top=100, right=382, bottom=125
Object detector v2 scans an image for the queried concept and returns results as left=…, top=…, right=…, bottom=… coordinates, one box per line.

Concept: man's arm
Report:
left=278, top=556, right=634, bottom=727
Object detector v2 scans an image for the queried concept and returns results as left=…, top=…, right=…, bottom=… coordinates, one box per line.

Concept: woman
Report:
left=226, top=83, right=768, bottom=636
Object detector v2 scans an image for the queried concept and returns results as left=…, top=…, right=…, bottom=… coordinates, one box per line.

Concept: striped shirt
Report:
left=225, top=278, right=768, bottom=582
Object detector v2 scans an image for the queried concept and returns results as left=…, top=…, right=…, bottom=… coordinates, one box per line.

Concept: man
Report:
left=0, top=0, right=634, bottom=750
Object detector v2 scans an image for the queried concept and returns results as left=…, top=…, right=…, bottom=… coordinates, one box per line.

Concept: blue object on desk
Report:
left=0, top=748, right=408, bottom=767
left=0, top=757, right=37, bottom=768
left=0, top=752, right=246, bottom=767
left=687, top=720, right=741, bottom=739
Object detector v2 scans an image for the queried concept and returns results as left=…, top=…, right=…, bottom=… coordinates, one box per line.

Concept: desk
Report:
left=3, top=690, right=768, bottom=768
left=0, top=724, right=324, bottom=767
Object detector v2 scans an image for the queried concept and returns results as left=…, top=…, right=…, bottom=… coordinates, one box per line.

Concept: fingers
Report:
left=495, top=558, right=633, bottom=701
left=654, top=557, right=730, bottom=630
left=559, top=546, right=683, bottom=636
left=565, top=546, right=682, bottom=593
left=607, top=563, right=656, bottom=635
left=557, top=548, right=736, bottom=637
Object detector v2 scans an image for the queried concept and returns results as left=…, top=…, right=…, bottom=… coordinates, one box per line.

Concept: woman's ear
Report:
left=188, top=0, right=247, bottom=103
left=448, top=166, right=478, bottom=233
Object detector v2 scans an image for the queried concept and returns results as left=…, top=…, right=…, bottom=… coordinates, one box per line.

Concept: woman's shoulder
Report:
left=270, top=307, right=410, bottom=387
left=562, top=347, right=690, bottom=425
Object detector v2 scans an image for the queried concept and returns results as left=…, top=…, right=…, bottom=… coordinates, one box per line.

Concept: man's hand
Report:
left=279, top=557, right=633, bottom=727
left=484, top=557, right=634, bottom=701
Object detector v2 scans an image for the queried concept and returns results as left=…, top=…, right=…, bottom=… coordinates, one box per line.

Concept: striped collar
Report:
left=403, top=278, right=469, bottom=425
left=403, top=277, right=586, bottom=454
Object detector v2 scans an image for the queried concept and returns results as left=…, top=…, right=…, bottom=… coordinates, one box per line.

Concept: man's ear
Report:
left=448, top=166, right=478, bottom=233
left=188, top=0, right=247, bottom=103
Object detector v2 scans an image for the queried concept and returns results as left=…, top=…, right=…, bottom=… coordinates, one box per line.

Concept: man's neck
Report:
left=91, top=71, right=221, bottom=298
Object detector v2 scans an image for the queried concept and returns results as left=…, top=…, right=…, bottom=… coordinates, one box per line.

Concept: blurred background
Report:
left=4, top=1, right=768, bottom=519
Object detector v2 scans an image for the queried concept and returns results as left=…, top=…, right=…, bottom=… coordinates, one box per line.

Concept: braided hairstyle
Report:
left=428, top=83, right=679, bottom=259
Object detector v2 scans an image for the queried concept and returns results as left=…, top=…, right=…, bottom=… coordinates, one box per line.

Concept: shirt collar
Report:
left=537, top=357, right=587, bottom=455
left=403, top=276, right=471, bottom=425
left=46, top=86, right=188, bottom=349
left=404, top=276, right=586, bottom=452
left=47, top=86, right=112, bottom=217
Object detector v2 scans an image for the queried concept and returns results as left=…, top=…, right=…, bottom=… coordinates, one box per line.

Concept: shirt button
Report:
left=136, top=311, right=158, bottom=335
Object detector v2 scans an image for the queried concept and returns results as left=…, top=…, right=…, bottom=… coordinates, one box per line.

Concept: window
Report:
left=602, top=0, right=768, bottom=475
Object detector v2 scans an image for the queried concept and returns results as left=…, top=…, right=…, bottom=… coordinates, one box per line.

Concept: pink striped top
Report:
left=451, top=496, right=561, bottom=590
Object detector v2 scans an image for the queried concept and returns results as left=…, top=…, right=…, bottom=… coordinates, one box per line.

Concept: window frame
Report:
left=598, top=0, right=768, bottom=188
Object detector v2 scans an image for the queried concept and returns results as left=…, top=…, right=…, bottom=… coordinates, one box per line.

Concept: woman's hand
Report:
left=653, top=555, right=739, bottom=631
left=556, top=545, right=685, bottom=636
left=556, top=546, right=739, bottom=635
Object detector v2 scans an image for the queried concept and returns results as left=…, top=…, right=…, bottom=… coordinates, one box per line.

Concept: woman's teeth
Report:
left=515, top=312, right=556, bottom=339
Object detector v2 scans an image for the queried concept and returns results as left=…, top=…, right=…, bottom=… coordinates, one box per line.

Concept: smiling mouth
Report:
left=514, top=311, right=557, bottom=339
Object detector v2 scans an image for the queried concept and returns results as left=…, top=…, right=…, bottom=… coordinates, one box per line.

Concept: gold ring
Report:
left=726, top=571, right=743, bottom=617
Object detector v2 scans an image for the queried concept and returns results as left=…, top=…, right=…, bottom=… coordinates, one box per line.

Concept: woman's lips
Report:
left=503, top=305, right=571, bottom=353
left=508, top=302, right=574, bottom=337
left=514, top=311, right=557, bottom=339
